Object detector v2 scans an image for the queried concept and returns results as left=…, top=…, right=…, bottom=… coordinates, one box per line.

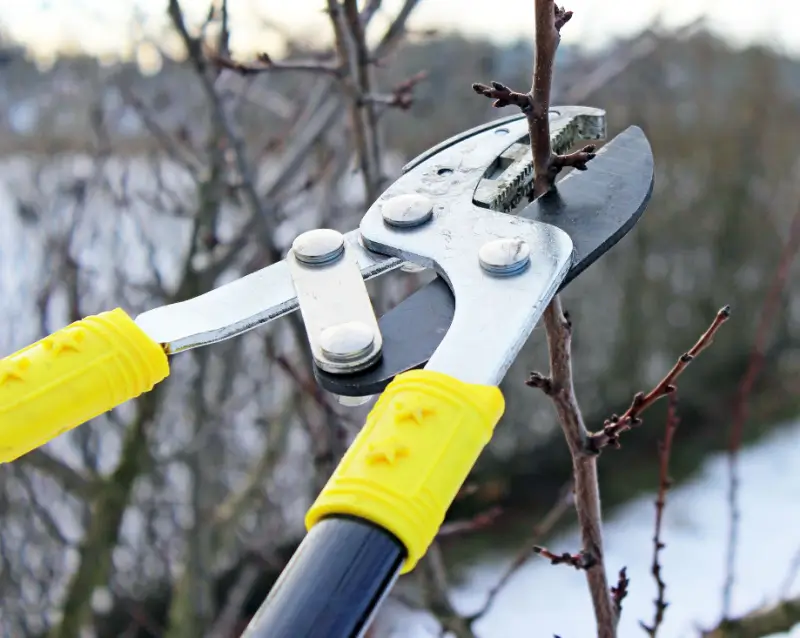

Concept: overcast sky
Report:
left=0, top=0, right=796, bottom=60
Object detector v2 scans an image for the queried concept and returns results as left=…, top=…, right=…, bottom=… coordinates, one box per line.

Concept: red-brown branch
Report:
left=471, top=81, right=532, bottom=110
left=437, top=507, right=503, bottom=538
left=470, top=3, right=591, bottom=199
left=641, top=393, right=680, bottom=636
left=612, top=568, right=630, bottom=616
left=537, top=298, right=617, bottom=636
left=467, top=481, right=574, bottom=624
left=362, top=71, right=428, bottom=110
left=587, top=305, right=731, bottom=453
left=722, top=203, right=800, bottom=617
left=212, top=52, right=341, bottom=76
left=533, top=546, right=597, bottom=569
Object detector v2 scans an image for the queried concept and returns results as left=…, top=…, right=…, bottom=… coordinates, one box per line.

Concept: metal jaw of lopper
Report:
left=313, top=110, right=655, bottom=398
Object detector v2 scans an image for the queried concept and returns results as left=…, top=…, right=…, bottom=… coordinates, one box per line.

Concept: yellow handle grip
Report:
left=0, top=308, right=169, bottom=463
left=306, top=369, right=505, bottom=573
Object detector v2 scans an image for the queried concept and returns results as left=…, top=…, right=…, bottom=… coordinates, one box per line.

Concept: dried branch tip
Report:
left=552, top=145, right=597, bottom=172
left=612, top=567, right=630, bottom=614
left=389, top=71, right=428, bottom=110
left=526, top=371, right=553, bottom=394
left=554, top=5, right=574, bottom=30
left=533, top=546, right=597, bottom=570
left=471, top=81, right=532, bottom=111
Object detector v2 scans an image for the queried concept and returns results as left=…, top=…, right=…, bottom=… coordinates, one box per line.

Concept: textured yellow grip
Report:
left=0, top=308, right=169, bottom=463
left=306, top=369, right=505, bottom=573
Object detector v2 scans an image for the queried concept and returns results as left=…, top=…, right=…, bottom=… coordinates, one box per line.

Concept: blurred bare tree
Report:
left=0, top=1, right=428, bottom=636
left=1, top=1, right=800, bottom=637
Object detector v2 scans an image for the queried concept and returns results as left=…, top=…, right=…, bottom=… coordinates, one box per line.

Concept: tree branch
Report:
left=723, top=200, right=800, bottom=618
left=467, top=481, right=574, bottom=624
left=327, top=0, right=383, bottom=202
left=213, top=53, right=341, bottom=77
left=536, top=296, right=617, bottom=636
left=417, top=543, right=476, bottom=638
left=640, top=394, right=680, bottom=637
left=471, top=2, right=613, bottom=634
left=48, top=393, right=161, bottom=638
left=781, top=546, right=800, bottom=598
left=587, top=306, right=731, bottom=453
left=211, top=406, right=290, bottom=531
left=471, top=1, right=595, bottom=200
left=16, top=449, right=95, bottom=498
left=703, top=596, right=800, bottom=638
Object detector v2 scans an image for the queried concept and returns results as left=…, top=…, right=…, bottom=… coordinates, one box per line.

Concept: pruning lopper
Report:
left=0, top=106, right=654, bottom=638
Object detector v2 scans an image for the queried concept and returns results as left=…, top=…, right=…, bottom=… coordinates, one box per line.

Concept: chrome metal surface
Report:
left=334, top=394, right=374, bottom=407
left=291, top=228, right=345, bottom=265
left=319, top=321, right=376, bottom=363
left=134, top=229, right=395, bottom=353
left=478, top=238, right=531, bottom=275
left=134, top=106, right=603, bottom=354
left=359, top=118, right=576, bottom=385
left=287, top=240, right=382, bottom=374
left=473, top=106, right=606, bottom=211
left=380, top=194, right=434, bottom=228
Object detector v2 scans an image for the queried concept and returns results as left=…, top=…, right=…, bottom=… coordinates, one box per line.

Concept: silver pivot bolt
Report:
left=382, top=194, right=434, bottom=273
left=478, top=238, right=531, bottom=275
left=292, top=228, right=345, bottom=265
left=381, top=194, right=434, bottom=228
left=319, top=321, right=376, bottom=363
left=287, top=227, right=383, bottom=376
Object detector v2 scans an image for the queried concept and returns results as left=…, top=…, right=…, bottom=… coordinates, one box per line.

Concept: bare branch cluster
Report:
left=467, top=2, right=734, bottom=636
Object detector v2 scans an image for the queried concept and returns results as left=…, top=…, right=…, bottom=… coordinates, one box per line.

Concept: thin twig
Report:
left=15, top=449, right=95, bottom=498
left=640, top=394, right=680, bottom=636
left=213, top=53, right=341, bottom=77
left=205, top=563, right=261, bottom=638
left=722, top=203, right=800, bottom=618
left=360, top=0, right=382, bottom=26
left=471, top=2, right=595, bottom=199
left=533, top=546, right=597, bottom=569
left=437, top=507, right=503, bottom=538
left=467, top=481, right=574, bottom=624
left=343, top=0, right=382, bottom=185
left=362, top=71, right=428, bottom=111
left=418, top=543, right=476, bottom=638
left=703, top=596, right=800, bottom=638
left=586, top=306, right=731, bottom=453
left=611, top=568, right=630, bottom=616
left=781, top=546, right=800, bottom=598
left=373, top=0, right=423, bottom=61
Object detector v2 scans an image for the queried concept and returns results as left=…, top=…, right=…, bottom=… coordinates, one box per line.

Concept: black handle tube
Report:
left=242, top=516, right=406, bottom=638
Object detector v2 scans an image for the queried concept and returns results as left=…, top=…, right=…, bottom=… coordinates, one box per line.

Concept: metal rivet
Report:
left=320, top=321, right=376, bottom=362
left=381, top=194, right=434, bottom=228
left=292, top=229, right=345, bottom=265
left=334, top=394, right=374, bottom=407
left=400, top=261, right=426, bottom=273
left=478, top=238, right=531, bottom=275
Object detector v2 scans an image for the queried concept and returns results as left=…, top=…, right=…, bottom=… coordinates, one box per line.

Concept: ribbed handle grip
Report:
left=0, top=308, right=169, bottom=463
left=305, top=369, right=505, bottom=573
